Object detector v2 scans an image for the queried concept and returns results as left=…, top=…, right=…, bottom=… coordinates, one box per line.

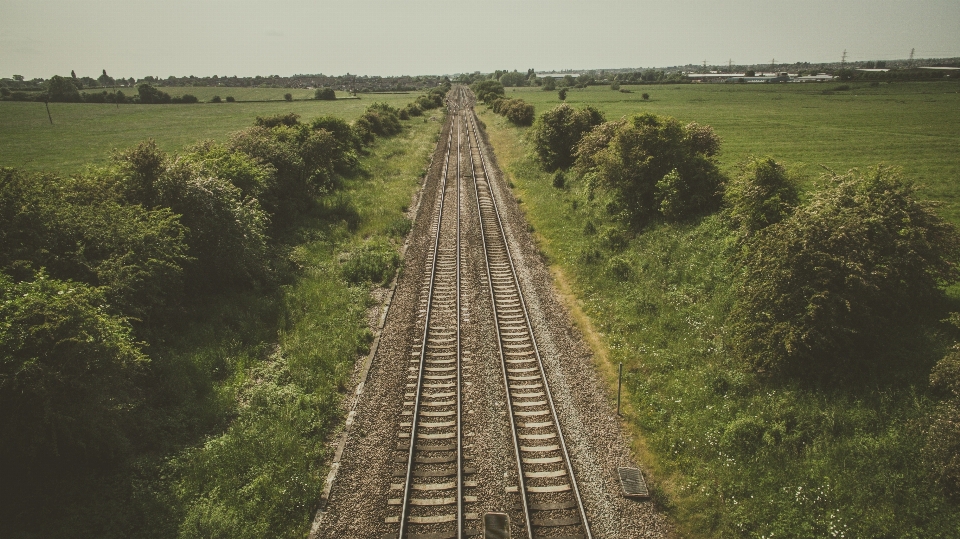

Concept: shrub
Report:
left=0, top=271, right=147, bottom=477
left=558, top=88, right=567, bottom=101
left=725, top=157, right=799, bottom=237
left=225, top=96, right=235, bottom=102
left=137, top=84, right=171, bottom=104
left=179, top=94, right=199, bottom=104
left=491, top=98, right=534, bottom=126
left=925, top=340, right=960, bottom=495
left=471, top=80, right=505, bottom=104
left=255, top=113, right=300, bottom=128
left=531, top=104, right=605, bottom=171
left=314, top=88, right=336, bottom=100
left=541, top=78, right=556, bottom=91
left=577, top=113, right=724, bottom=224
left=283, top=93, right=293, bottom=102
left=611, top=82, right=620, bottom=91
left=353, top=103, right=402, bottom=145
left=552, top=170, right=566, bottom=188
left=1, top=165, right=190, bottom=322
left=211, top=95, right=222, bottom=103
left=730, top=166, right=960, bottom=377
left=642, top=92, right=650, bottom=100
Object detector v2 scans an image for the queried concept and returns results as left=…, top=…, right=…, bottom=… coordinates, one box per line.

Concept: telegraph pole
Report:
left=841, top=49, right=847, bottom=67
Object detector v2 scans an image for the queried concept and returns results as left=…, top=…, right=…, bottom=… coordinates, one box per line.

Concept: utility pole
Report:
left=703, top=59, right=707, bottom=72
left=909, top=47, right=915, bottom=66
left=841, top=49, right=847, bottom=67
left=728, top=59, right=733, bottom=72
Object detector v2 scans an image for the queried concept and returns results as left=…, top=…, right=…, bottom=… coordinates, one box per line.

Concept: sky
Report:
left=1, top=0, right=959, bottom=79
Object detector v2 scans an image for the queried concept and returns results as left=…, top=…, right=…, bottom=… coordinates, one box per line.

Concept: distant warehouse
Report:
left=687, top=72, right=837, bottom=83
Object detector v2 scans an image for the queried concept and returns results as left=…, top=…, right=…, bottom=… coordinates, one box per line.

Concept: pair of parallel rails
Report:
left=388, top=87, right=592, bottom=539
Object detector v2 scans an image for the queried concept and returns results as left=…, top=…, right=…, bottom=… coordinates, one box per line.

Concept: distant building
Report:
left=793, top=74, right=837, bottom=82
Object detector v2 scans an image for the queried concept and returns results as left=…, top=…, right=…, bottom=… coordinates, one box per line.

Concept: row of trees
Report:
left=0, top=84, right=443, bottom=513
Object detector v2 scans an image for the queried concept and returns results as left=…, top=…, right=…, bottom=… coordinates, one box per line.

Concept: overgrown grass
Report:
left=0, top=93, right=418, bottom=173
left=478, top=94, right=960, bottom=538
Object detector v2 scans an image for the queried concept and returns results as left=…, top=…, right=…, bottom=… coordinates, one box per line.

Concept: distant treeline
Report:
left=0, top=70, right=451, bottom=94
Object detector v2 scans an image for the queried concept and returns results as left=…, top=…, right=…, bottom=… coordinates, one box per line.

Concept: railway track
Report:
left=388, top=86, right=592, bottom=539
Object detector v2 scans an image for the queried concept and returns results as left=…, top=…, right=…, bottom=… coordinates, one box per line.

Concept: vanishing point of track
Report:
left=388, top=87, right=592, bottom=539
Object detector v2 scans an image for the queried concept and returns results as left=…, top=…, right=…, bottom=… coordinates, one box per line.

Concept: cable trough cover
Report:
left=618, top=467, right=650, bottom=498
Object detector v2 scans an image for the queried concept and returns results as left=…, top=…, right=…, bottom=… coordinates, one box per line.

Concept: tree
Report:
left=471, top=80, right=505, bottom=104
left=13, top=75, right=24, bottom=81
left=531, top=103, right=604, bottom=171
left=46, top=75, right=81, bottom=102
left=98, top=69, right=114, bottom=87
left=730, top=166, right=960, bottom=377
left=542, top=77, right=556, bottom=91
left=314, top=87, right=336, bottom=100
left=499, top=70, right=527, bottom=87
left=558, top=88, right=567, bottom=101
left=578, top=113, right=724, bottom=224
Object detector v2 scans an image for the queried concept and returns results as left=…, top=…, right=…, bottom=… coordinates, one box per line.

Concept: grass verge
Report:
left=478, top=104, right=960, bottom=538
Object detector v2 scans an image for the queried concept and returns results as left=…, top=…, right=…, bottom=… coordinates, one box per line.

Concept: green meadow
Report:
left=479, top=80, right=960, bottom=538
left=508, top=81, right=960, bottom=219
left=0, top=91, right=420, bottom=173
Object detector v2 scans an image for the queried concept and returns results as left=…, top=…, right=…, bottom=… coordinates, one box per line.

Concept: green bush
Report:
left=730, top=166, right=960, bottom=376
left=576, top=113, right=724, bottom=224
left=725, top=156, right=799, bottom=237
left=0, top=165, right=189, bottom=323
left=225, top=96, right=235, bottom=102
left=0, top=272, right=147, bottom=476
left=353, top=103, right=402, bottom=145
left=314, top=88, right=336, bottom=100
left=210, top=95, right=222, bottom=103
left=471, top=79, right=505, bottom=104
left=531, top=104, right=605, bottom=171
left=255, top=113, right=300, bottom=128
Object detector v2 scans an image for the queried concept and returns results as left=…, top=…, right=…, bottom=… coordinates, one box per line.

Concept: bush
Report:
left=255, top=113, right=300, bottom=128
left=211, top=95, right=222, bottom=103
left=491, top=98, right=534, bottom=126
left=724, top=157, right=799, bottom=237
left=0, top=165, right=189, bottom=323
left=576, top=113, right=724, bottom=224
left=611, top=82, right=620, bottom=91
left=353, top=103, right=402, bottom=145
left=642, top=92, right=650, bottom=100
left=541, top=78, right=556, bottom=91
left=314, top=88, right=336, bottom=100
left=0, top=272, right=147, bottom=477
left=137, top=84, right=171, bottom=104
left=558, top=88, right=567, bottom=101
left=471, top=80, right=505, bottom=104
left=730, top=166, right=960, bottom=377
left=225, top=96, right=235, bottom=102
left=283, top=93, right=293, bottom=102
left=531, top=104, right=605, bottom=171
left=925, top=340, right=960, bottom=495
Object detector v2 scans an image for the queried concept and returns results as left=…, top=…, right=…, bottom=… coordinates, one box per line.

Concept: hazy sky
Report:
left=2, top=0, right=958, bottom=79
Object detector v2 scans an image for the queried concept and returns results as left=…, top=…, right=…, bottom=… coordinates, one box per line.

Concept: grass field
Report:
left=508, top=81, right=960, bottom=219
left=478, top=80, right=960, bottom=538
left=0, top=91, right=424, bottom=173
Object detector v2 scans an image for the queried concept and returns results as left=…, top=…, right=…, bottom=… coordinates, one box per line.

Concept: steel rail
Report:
left=398, top=122, right=458, bottom=538
left=465, top=106, right=593, bottom=539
